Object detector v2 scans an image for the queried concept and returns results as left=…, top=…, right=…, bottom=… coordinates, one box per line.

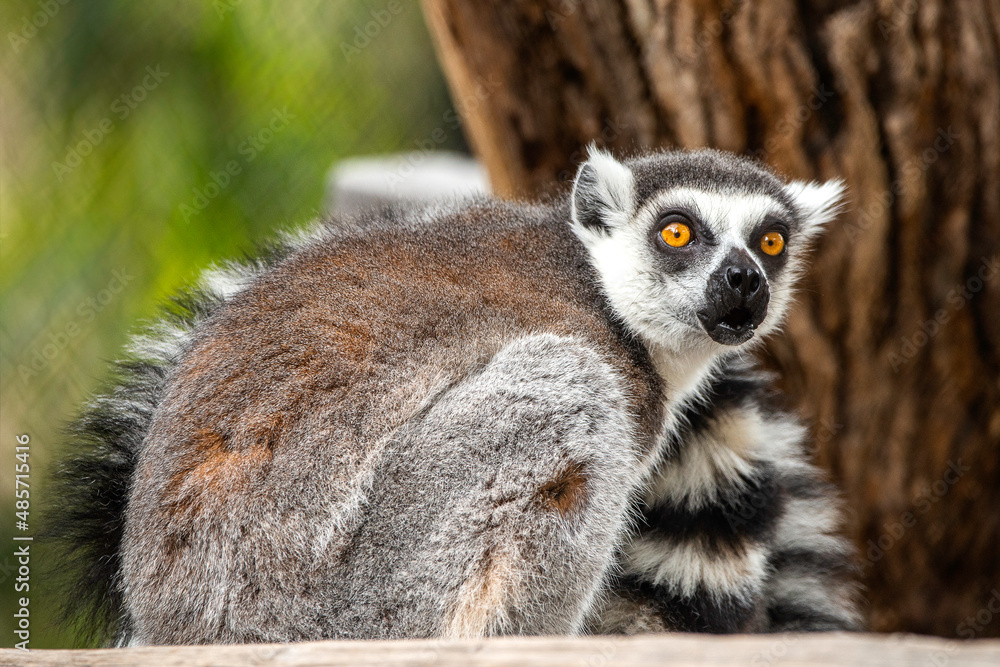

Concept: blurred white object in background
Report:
left=326, top=151, right=490, bottom=215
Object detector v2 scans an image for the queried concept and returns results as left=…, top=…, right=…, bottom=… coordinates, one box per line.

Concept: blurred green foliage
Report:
left=0, top=0, right=461, bottom=648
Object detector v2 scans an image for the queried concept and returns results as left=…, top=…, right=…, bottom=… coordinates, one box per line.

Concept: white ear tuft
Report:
left=571, top=145, right=635, bottom=233
left=784, top=179, right=846, bottom=239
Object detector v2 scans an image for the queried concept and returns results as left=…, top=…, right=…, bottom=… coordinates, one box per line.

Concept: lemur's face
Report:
left=571, top=148, right=844, bottom=353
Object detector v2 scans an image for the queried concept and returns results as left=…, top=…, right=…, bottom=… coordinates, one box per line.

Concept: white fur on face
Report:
left=569, top=149, right=845, bottom=433
left=573, top=186, right=807, bottom=353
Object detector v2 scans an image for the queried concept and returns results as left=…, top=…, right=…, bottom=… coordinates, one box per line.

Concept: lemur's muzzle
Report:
left=698, top=248, right=770, bottom=345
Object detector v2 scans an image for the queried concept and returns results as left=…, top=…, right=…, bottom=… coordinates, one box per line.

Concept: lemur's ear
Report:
left=784, top=179, right=846, bottom=241
left=571, top=146, right=635, bottom=233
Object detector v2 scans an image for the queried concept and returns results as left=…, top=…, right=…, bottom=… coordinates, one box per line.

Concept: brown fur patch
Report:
left=190, top=428, right=273, bottom=484
left=163, top=427, right=274, bottom=516
left=537, top=461, right=589, bottom=516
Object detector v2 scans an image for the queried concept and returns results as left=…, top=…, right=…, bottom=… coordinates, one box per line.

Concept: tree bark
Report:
left=421, top=0, right=1000, bottom=637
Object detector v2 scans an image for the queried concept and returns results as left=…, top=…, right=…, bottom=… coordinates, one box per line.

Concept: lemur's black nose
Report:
left=725, top=264, right=762, bottom=298
left=700, top=249, right=770, bottom=345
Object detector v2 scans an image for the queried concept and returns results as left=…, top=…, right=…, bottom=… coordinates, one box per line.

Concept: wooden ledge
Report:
left=3, top=633, right=1000, bottom=666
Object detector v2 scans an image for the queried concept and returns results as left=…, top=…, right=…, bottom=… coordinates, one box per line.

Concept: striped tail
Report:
left=589, top=358, right=863, bottom=633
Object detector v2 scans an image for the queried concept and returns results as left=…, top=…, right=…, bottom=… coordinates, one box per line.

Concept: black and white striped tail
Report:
left=591, top=359, right=862, bottom=634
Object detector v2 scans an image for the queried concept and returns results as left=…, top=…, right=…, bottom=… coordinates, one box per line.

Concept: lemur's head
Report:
left=570, top=148, right=843, bottom=353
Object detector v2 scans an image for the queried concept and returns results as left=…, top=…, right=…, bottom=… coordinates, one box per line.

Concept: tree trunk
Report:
left=421, top=0, right=1000, bottom=638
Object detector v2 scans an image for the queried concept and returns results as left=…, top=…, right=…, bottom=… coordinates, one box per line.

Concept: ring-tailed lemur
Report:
left=48, top=148, right=861, bottom=645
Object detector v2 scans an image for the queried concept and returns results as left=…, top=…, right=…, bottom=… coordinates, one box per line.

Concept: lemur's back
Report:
left=143, top=200, right=659, bottom=458
left=120, top=200, right=663, bottom=643
left=135, top=202, right=662, bottom=505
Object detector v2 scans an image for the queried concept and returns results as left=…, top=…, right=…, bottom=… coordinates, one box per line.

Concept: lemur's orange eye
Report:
left=760, top=231, right=785, bottom=256
left=661, top=222, right=692, bottom=247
